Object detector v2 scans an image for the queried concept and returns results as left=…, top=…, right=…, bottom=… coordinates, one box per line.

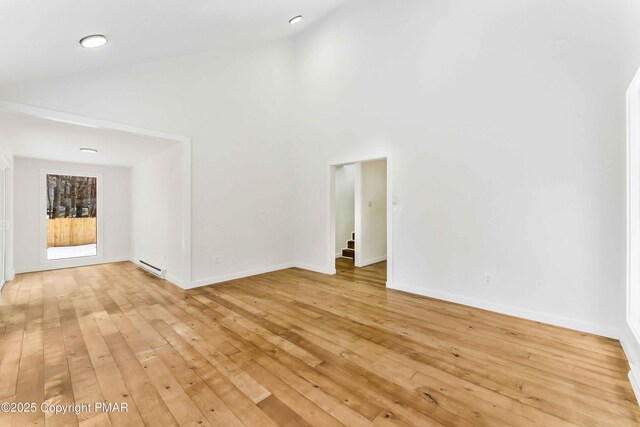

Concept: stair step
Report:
left=347, top=240, right=355, bottom=249
left=342, top=248, right=355, bottom=259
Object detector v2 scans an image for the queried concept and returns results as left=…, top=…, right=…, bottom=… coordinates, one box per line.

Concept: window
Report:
left=45, top=174, right=97, bottom=260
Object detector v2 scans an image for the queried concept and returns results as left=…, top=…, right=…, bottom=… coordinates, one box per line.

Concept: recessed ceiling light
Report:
left=79, top=34, right=108, bottom=49
left=80, top=148, right=98, bottom=154
left=289, top=15, right=303, bottom=25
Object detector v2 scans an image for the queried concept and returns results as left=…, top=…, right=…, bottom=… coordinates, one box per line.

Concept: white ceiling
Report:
left=0, top=0, right=347, bottom=86
left=0, top=111, right=179, bottom=167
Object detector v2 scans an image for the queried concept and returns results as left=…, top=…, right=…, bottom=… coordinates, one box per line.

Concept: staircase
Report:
left=341, top=232, right=356, bottom=259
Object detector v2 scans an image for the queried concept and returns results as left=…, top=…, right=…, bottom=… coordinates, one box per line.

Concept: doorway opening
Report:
left=626, top=64, right=640, bottom=398
left=0, top=157, right=7, bottom=288
left=335, top=164, right=357, bottom=261
left=331, top=157, right=390, bottom=284
left=45, top=173, right=98, bottom=260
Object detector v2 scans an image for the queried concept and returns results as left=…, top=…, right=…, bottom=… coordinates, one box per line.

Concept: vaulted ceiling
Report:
left=0, top=0, right=347, bottom=85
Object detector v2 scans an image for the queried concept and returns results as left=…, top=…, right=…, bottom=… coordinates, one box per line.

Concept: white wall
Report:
left=290, top=0, right=635, bottom=337
left=131, top=144, right=186, bottom=285
left=0, top=42, right=295, bottom=285
left=335, top=164, right=355, bottom=255
left=13, top=158, right=131, bottom=273
left=359, top=159, right=386, bottom=265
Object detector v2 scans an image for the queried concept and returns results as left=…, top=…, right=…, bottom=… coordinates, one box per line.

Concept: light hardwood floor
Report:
left=0, top=258, right=638, bottom=426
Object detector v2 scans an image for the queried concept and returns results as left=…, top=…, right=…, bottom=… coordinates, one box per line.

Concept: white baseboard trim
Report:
left=387, top=281, right=618, bottom=339
left=188, top=262, right=295, bottom=290
left=15, top=256, right=131, bottom=274
left=164, top=274, right=185, bottom=289
left=127, top=258, right=186, bottom=290
left=129, top=258, right=183, bottom=289
left=293, top=262, right=336, bottom=275
left=620, top=325, right=640, bottom=405
left=169, top=260, right=338, bottom=290
left=185, top=261, right=339, bottom=290
left=359, top=256, right=387, bottom=267
left=629, top=367, right=640, bottom=405
left=620, top=328, right=639, bottom=363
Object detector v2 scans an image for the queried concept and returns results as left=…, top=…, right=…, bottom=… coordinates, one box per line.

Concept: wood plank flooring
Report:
left=0, top=258, right=638, bottom=426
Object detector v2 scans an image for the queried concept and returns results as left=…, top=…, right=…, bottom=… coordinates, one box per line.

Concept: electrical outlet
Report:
left=484, top=274, right=492, bottom=286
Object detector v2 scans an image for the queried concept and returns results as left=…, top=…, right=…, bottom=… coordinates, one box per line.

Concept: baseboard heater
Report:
left=138, top=260, right=166, bottom=279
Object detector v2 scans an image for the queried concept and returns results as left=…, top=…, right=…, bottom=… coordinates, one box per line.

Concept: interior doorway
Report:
left=331, top=157, right=390, bottom=283
left=0, top=163, right=6, bottom=287
left=335, top=164, right=356, bottom=261
left=628, top=67, right=640, bottom=342
left=625, top=64, right=640, bottom=399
